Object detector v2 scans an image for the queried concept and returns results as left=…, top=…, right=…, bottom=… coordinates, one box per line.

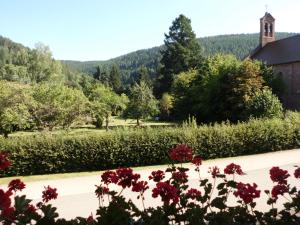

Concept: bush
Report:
left=1, top=117, right=300, bottom=177
left=246, top=89, right=283, bottom=119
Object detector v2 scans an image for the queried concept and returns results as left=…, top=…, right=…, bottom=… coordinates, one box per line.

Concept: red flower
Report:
left=149, top=170, right=165, bottom=182
left=172, top=171, right=188, bottom=183
left=234, top=182, right=261, bottom=204
left=294, top=167, right=300, bottom=179
left=95, top=185, right=109, bottom=198
left=169, top=144, right=193, bottom=162
left=26, top=204, right=37, bottom=214
left=42, top=186, right=58, bottom=203
left=132, top=181, right=149, bottom=193
left=224, top=163, right=245, bottom=175
left=1, top=207, right=15, bottom=221
left=186, top=188, right=201, bottom=200
left=152, top=182, right=179, bottom=205
left=8, top=179, right=26, bottom=192
left=209, top=166, right=220, bottom=178
left=101, top=170, right=119, bottom=185
left=192, top=156, right=202, bottom=167
left=0, top=189, right=12, bottom=209
left=0, top=152, right=11, bottom=171
left=87, top=213, right=94, bottom=224
left=271, top=184, right=289, bottom=199
left=269, top=167, right=290, bottom=184
left=116, top=168, right=140, bottom=188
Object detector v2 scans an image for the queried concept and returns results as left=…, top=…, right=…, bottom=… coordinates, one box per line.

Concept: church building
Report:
left=250, top=12, right=300, bottom=110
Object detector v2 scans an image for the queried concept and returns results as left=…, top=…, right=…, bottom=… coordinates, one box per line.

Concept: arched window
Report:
left=264, top=23, right=269, bottom=36
left=269, top=24, right=273, bottom=37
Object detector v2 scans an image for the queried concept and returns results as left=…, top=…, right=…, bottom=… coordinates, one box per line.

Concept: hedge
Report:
left=1, top=116, right=300, bottom=177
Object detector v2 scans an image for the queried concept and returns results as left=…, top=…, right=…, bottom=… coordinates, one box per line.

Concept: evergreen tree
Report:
left=137, top=65, right=151, bottom=86
left=93, top=66, right=101, bottom=81
left=157, top=14, right=203, bottom=96
left=109, top=64, right=122, bottom=93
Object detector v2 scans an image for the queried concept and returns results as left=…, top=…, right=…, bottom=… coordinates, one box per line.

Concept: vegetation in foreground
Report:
left=1, top=113, right=300, bottom=177
left=0, top=145, right=299, bottom=224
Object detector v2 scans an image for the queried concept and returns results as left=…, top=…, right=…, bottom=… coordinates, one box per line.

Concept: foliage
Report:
left=0, top=146, right=299, bottom=224
left=246, top=89, right=284, bottom=119
left=89, top=84, right=128, bottom=130
left=0, top=81, right=33, bottom=137
left=159, top=93, right=174, bottom=120
left=124, top=82, right=159, bottom=126
left=31, top=83, right=89, bottom=130
left=157, top=14, right=203, bottom=96
left=109, top=64, right=122, bottom=93
left=1, top=117, right=300, bottom=176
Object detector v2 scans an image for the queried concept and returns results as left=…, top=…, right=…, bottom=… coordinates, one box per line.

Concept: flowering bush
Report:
left=0, top=146, right=300, bottom=225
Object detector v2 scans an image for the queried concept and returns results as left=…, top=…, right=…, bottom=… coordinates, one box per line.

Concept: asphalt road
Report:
left=1, top=149, right=300, bottom=220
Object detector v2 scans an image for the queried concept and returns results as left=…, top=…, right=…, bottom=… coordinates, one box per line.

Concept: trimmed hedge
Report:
left=1, top=117, right=300, bottom=177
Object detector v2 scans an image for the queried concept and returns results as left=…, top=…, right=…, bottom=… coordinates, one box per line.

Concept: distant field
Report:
left=8, top=117, right=176, bottom=138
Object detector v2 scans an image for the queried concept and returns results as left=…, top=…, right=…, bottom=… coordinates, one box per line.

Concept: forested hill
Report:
left=62, top=32, right=296, bottom=78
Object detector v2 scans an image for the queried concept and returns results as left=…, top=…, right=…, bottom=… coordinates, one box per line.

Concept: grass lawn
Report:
left=7, top=117, right=176, bottom=138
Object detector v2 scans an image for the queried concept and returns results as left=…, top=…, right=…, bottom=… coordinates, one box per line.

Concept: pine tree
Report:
left=157, top=14, right=203, bottom=96
left=109, top=64, right=122, bottom=93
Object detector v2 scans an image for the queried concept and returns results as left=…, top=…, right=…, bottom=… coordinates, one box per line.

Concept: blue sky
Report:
left=0, top=0, right=299, bottom=61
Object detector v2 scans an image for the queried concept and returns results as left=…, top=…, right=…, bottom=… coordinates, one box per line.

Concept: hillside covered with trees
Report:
left=62, top=32, right=296, bottom=86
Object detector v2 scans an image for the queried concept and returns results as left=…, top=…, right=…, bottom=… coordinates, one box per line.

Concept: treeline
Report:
left=62, top=32, right=296, bottom=87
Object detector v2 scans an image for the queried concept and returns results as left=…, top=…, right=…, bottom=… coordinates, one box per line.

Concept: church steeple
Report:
left=260, top=12, right=275, bottom=47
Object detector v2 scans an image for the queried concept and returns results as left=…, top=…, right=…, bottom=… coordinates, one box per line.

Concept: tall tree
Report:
left=157, top=14, right=202, bottom=96
left=124, top=82, right=158, bottom=126
left=93, top=66, right=101, bottom=81
left=137, top=65, right=151, bottom=86
left=109, top=64, right=122, bottom=93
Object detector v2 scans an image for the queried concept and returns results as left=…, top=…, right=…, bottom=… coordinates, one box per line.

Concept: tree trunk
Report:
left=3, top=133, right=8, bottom=138
left=137, top=118, right=140, bottom=127
left=105, top=114, right=109, bottom=131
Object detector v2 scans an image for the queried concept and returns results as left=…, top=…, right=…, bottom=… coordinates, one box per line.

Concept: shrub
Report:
left=246, top=89, right=283, bottom=119
left=1, top=117, right=300, bottom=177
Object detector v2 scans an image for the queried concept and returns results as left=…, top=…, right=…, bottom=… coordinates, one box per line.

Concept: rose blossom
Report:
left=169, top=144, right=193, bottom=162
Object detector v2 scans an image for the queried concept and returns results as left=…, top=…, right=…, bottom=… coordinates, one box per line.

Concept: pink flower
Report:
left=42, top=186, right=58, bottom=203
left=224, top=163, right=245, bottom=175
left=8, top=179, right=26, bottom=192
left=152, top=182, right=179, bottom=205
left=132, top=181, right=149, bottom=193
left=271, top=184, right=289, bottom=199
left=209, top=166, right=220, bottom=178
left=186, top=188, right=201, bottom=200
left=169, top=144, right=193, bottom=162
left=269, top=167, right=290, bottom=184
left=234, top=182, right=260, bottom=204
left=192, top=156, right=202, bottom=167
left=116, top=168, right=140, bottom=188
left=149, top=170, right=165, bottom=182
left=101, top=170, right=119, bottom=185
left=0, top=152, right=11, bottom=171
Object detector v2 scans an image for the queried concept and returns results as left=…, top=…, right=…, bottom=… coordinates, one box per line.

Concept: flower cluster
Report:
left=191, top=155, right=202, bottom=167
left=116, top=168, right=140, bottom=188
left=101, top=170, right=119, bottom=185
left=169, top=144, right=193, bottom=162
left=234, top=182, right=261, bottom=204
left=8, top=179, right=26, bottom=192
left=0, top=152, right=11, bottom=171
left=172, top=171, right=188, bottom=184
left=152, top=182, right=179, bottom=205
left=132, top=181, right=149, bottom=193
left=209, top=166, right=220, bottom=178
left=42, top=185, right=58, bottom=203
left=271, top=184, right=289, bottom=199
left=186, top=188, right=201, bottom=200
left=294, top=167, right=300, bottom=179
left=224, top=163, right=245, bottom=175
left=269, top=166, right=290, bottom=184
left=149, top=170, right=165, bottom=182
left=95, top=185, right=109, bottom=198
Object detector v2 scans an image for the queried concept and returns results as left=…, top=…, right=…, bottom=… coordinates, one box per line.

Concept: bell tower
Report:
left=260, top=12, right=275, bottom=47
